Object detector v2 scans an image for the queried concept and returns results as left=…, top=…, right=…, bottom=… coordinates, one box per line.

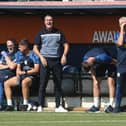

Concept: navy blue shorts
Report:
left=94, top=64, right=107, bottom=77
left=17, top=74, right=38, bottom=86
left=106, top=64, right=116, bottom=78
left=94, top=64, right=116, bottom=78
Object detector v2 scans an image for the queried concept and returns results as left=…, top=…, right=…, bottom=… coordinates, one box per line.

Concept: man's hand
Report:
left=111, top=58, right=117, bottom=65
left=40, top=56, right=47, bottom=67
left=17, top=71, right=26, bottom=76
left=61, top=54, right=67, bottom=65
left=120, top=23, right=126, bottom=32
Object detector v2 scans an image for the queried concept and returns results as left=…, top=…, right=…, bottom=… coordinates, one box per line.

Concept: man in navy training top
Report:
left=82, top=47, right=116, bottom=113
left=113, top=17, right=126, bottom=113
left=0, top=39, right=17, bottom=110
left=4, top=39, right=40, bottom=111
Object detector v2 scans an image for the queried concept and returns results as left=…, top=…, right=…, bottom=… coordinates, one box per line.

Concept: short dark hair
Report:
left=19, top=38, right=30, bottom=48
left=81, top=61, right=92, bottom=73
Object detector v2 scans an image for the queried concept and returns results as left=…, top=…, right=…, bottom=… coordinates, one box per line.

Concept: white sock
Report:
left=94, top=97, right=100, bottom=108
left=109, top=97, right=114, bottom=107
left=23, top=99, right=28, bottom=105
left=7, top=99, right=12, bottom=106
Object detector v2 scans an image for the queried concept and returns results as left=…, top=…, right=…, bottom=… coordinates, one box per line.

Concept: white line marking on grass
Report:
left=2, top=112, right=126, bottom=117
left=1, top=120, right=126, bottom=124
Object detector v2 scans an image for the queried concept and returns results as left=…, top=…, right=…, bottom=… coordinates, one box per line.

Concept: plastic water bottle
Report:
left=16, top=76, right=21, bottom=85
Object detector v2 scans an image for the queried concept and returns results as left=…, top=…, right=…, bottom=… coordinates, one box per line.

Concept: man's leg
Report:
left=52, top=59, right=68, bottom=112
left=4, top=76, right=18, bottom=110
left=0, top=81, right=4, bottom=108
left=86, top=64, right=105, bottom=112
left=52, top=63, right=62, bottom=108
left=107, top=77, right=115, bottom=107
left=114, top=73, right=126, bottom=112
left=91, top=64, right=106, bottom=110
left=101, top=64, right=116, bottom=113
left=92, top=75, right=102, bottom=108
left=86, top=74, right=102, bottom=112
left=104, top=77, right=115, bottom=113
left=37, top=64, right=50, bottom=112
left=21, top=77, right=32, bottom=105
left=107, top=64, right=116, bottom=108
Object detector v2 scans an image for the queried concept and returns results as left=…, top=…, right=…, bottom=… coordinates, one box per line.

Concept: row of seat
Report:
left=26, top=70, right=110, bottom=97
left=0, top=43, right=118, bottom=98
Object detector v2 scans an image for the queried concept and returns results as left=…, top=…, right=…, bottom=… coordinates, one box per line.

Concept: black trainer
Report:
left=85, top=105, right=100, bottom=112
left=5, top=105, right=14, bottom=111
left=104, top=105, right=113, bottom=113
left=19, top=105, right=28, bottom=111
left=113, top=107, right=120, bottom=113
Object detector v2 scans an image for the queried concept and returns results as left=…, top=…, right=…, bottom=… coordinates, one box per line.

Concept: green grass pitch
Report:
left=0, top=112, right=126, bottom=126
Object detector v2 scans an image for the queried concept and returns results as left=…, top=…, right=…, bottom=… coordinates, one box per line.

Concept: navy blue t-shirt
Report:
left=83, top=48, right=113, bottom=64
left=16, top=51, right=40, bottom=71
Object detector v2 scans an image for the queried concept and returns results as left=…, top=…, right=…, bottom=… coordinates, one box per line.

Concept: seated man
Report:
left=4, top=39, right=40, bottom=111
left=82, top=47, right=116, bottom=113
left=0, top=39, right=17, bottom=110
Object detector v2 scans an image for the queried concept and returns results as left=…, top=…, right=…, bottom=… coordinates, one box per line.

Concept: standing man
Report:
left=113, top=17, right=126, bottom=113
left=33, top=15, right=69, bottom=112
left=82, top=47, right=116, bottom=113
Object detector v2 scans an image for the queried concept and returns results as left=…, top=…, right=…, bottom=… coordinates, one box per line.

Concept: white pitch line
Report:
left=0, top=120, right=126, bottom=124
left=2, top=112, right=126, bottom=117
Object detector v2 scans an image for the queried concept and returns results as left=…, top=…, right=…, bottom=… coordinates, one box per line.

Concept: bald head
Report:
left=119, top=17, right=126, bottom=26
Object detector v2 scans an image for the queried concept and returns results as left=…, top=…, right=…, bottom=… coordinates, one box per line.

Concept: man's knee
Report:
left=22, top=79, right=31, bottom=88
left=4, top=81, right=10, bottom=89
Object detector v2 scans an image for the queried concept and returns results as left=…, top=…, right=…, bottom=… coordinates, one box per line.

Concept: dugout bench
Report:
left=0, top=43, right=119, bottom=109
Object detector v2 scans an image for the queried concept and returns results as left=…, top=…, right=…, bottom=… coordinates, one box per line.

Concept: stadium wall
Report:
left=0, top=15, right=120, bottom=44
